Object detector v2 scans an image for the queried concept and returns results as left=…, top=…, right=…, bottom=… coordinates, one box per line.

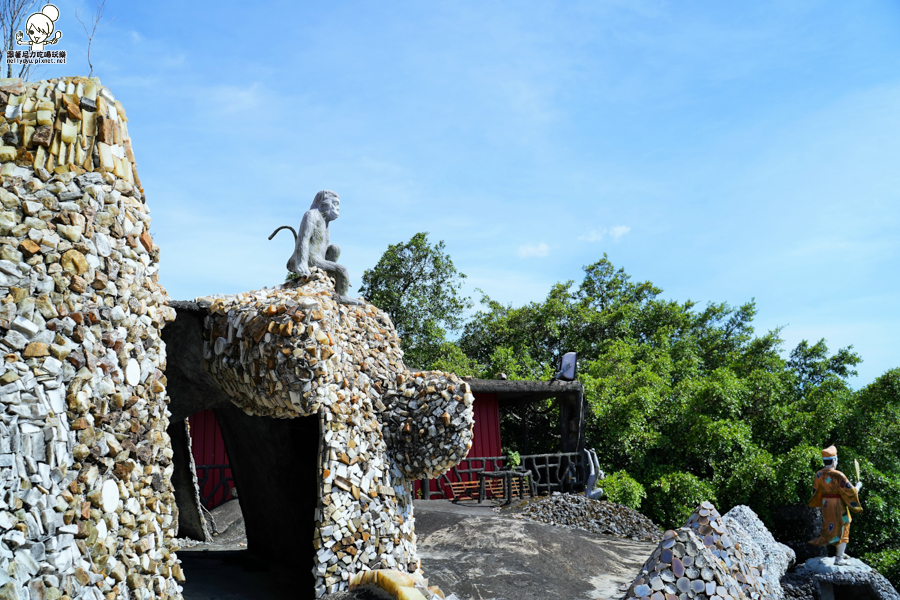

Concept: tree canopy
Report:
left=357, top=232, right=472, bottom=369
left=361, top=246, right=900, bottom=585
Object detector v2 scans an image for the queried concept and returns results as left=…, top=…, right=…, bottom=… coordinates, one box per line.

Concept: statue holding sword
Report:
left=807, top=445, right=864, bottom=565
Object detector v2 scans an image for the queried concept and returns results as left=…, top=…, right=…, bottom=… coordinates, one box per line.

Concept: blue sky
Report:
left=33, top=0, right=900, bottom=386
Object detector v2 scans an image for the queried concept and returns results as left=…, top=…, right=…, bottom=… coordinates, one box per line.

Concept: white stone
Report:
left=15, top=549, right=39, bottom=577
left=0, top=512, right=15, bottom=530
left=5, top=331, right=30, bottom=351
left=126, top=497, right=141, bottom=515
left=125, top=359, right=140, bottom=386
left=101, top=479, right=119, bottom=514
left=110, top=306, right=126, bottom=324
left=96, top=518, right=108, bottom=540
left=0, top=260, right=20, bottom=276
left=42, top=357, right=62, bottom=375
left=94, top=232, right=111, bottom=257
left=46, top=388, right=65, bottom=414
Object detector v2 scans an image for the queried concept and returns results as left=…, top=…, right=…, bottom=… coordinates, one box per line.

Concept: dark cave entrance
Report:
left=163, top=302, right=324, bottom=598
left=169, top=406, right=322, bottom=599
left=214, top=406, right=320, bottom=581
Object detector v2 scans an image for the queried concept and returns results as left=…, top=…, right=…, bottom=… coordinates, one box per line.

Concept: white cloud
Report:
left=197, top=83, right=266, bottom=115
left=578, top=226, right=631, bottom=242
left=610, top=225, right=631, bottom=240
left=517, top=242, right=549, bottom=258
left=578, top=229, right=605, bottom=242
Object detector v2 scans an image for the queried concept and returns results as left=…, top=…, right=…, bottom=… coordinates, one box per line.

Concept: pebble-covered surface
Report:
left=198, top=269, right=475, bottom=598
left=0, top=77, right=183, bottom=599
left=512, top=492, right=662, bottom=542
left=621, top=502, right=774, bottom=600
left=622, top=527, right=745, bottom=600
left=722, top=505, right=795, bottom=600
left=782, top=557, right=900, bottom=600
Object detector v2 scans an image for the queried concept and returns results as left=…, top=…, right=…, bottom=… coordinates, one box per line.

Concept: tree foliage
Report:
left=602, top=470, right=646, bottom=510
left=358, top=233, right=472, bottom=369
left=455, top=255, right=882, bottom=529
left=362, top=242, right=900, bottom=586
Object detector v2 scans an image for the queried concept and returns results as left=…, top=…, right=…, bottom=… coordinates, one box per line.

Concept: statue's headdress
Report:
left=822, top=445, right=837, bottom=458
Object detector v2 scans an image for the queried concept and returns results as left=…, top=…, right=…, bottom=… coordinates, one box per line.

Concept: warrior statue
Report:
left=269, top=190, right=363, bottom=305
left=807, top=445, right=863, bottom=565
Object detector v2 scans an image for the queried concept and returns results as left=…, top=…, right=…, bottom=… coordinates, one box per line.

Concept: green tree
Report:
left=459, top=256, right=870, bottom=528
left=838, top=369, right=900, bottom=578
left=361, top=240, right=900, bottom=586
left=358, top=233, right=472, bottom=369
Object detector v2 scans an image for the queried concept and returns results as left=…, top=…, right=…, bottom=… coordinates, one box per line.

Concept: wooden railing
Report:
left=419, top=451, right=589, bottom=500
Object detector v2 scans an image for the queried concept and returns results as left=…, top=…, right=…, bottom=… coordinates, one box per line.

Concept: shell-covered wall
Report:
left=622, top=502, right=773, bottom=600
left=0, top=77, right=182, bottom=600
left=200, top=268, right=475, bottom=597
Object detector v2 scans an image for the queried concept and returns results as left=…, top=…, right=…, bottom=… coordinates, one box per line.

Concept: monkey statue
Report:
left=269, top=190, right=363, bottom=305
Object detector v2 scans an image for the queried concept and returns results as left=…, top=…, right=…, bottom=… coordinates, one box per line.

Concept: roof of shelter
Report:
left=464, top=378, right=583, bottom=404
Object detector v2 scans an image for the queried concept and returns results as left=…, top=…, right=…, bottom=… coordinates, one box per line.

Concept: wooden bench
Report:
left=449, top=472, right=531, bottom=503
left=448, top=480, right=481, bottom=502
left=476, top=470, right=532, bottom=505
left=485, top=477, right=525, bottom=500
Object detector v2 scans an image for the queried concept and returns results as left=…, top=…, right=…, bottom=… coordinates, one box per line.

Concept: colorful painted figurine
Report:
left=807, top=445, right=863, bottom=565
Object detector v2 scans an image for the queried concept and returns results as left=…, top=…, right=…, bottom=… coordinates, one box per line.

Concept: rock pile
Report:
left=0, top=77, right=182, bottom=599
left=621, top=502, right=776, bottom=600
left=782, top=557, right=900, bottom=600
left=513, top=493, right=662, bottom=542
left=722, top=505, right=794, bottom=599
left=199, top=270, right=475, bottom=597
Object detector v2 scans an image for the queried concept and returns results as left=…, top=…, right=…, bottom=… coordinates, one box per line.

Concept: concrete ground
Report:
left=414, top=500, right=654, bottom=600
left=178, top=499, right=655, bottom=600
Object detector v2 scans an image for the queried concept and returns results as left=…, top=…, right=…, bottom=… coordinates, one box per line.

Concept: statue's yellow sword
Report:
left=845, top=459, right=862, bottom=522
left=840, top=459, right=862, bottom=523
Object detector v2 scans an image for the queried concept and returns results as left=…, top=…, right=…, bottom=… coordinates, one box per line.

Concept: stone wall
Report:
left=199, top=268, right=475, bottom=597
left=0, top=77, right=182, bottom=600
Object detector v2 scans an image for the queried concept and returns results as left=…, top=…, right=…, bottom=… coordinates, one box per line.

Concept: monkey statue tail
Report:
left=268, top=225, right=298, bottom=242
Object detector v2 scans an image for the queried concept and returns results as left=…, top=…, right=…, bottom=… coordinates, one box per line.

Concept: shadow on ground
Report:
left=179, top=551, right=301, bottom=600
left=178, top=499, right=655, bottom=600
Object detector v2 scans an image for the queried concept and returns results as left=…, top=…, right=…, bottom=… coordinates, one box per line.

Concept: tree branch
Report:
left=75, top=0, right=112, bottom=77
left=1, top=0, right=38, bottom=78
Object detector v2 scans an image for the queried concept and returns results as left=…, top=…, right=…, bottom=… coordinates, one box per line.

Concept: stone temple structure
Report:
left=0, top=76, right=475, bottom=600
left=0, top=76, right=182, bottom=599
left=164, top=271, right=476, bottom=597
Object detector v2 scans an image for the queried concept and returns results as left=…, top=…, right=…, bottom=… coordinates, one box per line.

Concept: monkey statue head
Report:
left=311, top=190, right=340, bottom=222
